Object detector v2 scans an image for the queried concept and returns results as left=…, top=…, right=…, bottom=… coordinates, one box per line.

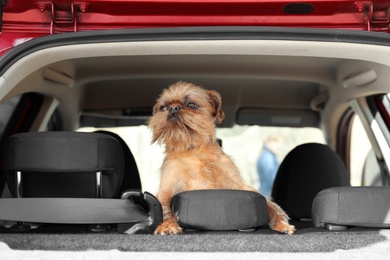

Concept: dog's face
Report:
left=148, top=81, right=225, bottom=152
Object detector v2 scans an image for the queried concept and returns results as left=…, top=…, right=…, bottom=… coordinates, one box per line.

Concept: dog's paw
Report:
left=273, top=222, right=296, bottom=235
left=154, top=219, right=183, bottom=235
left=267, top=200, right=296, bottom=235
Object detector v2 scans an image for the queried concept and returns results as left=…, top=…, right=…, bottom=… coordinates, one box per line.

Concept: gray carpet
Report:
left=0, top=228, right=388, bottom=252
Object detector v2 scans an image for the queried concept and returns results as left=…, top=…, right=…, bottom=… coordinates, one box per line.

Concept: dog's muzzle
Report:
left=168, top=106, right=181, bottom=120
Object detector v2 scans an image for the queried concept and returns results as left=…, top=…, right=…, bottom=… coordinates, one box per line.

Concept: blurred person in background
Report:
left=257, top=133, right=283, bottom=197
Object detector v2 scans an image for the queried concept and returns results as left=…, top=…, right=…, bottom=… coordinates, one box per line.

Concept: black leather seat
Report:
left=271, top=143, right=350, bottom=221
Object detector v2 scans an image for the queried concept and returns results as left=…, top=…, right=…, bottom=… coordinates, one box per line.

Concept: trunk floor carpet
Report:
left=0, top=228, right=388, bottom=252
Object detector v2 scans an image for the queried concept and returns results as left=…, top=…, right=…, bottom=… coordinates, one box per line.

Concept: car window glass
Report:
left=0, top=95, right=21, bottom=140
left=45, top=108, right=64, bottom=131
left=79, top=125, right=325, bottom=194
left=350, top=115, right=376, bottom=186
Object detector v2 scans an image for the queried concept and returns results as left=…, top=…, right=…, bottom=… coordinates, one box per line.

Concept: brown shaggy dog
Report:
left=148, top=81, right=295, bottom=235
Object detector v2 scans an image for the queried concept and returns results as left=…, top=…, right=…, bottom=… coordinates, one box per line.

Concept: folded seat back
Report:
left=312, top=187, right=390, bottom=230
left=171, top=189, right=269, bottom=232
left=1, top=131, right=163, bottom=234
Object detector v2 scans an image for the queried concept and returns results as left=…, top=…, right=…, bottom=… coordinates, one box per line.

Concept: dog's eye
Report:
left=159, top=105, right=168, bottom=112
left=187, top=102, right=198, bottom=110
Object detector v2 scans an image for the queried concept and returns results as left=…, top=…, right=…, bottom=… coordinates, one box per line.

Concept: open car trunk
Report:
left=1, top=25, right=390, bottom=258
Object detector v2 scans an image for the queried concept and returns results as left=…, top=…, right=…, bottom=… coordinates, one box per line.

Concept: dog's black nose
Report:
left=169, top=106, right=181, bottom=113
left=168, top=106, right=181, bottom=120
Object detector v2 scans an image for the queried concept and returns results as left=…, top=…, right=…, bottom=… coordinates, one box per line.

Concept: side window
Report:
left=46, top=108, right=64, bottom=131
left=0, top=93, right=44, bottom=142
left=350, top=94, right=390, bottom=187
left=365, top=94, right=390, bottom=186
left=0, top=96, right=21, bottom=141
left=349, top=115, right=377, bottom=186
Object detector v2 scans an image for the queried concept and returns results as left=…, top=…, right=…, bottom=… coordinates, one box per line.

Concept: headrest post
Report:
left=96, top=171, right=102, bottom=198
left=15, top=171, right=22, bottom=198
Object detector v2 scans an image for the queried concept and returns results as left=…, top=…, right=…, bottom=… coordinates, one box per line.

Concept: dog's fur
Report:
left=148, top=81, right=295, bottom=235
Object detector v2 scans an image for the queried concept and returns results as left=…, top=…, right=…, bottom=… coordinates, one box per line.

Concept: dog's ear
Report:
left=208, top=90, right=225, bottom=124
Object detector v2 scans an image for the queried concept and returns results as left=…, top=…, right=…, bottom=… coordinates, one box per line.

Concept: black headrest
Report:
left=271, top=143, right=350, bottom=219
left=3, top=131, right=124, bottom=198
left=95, top=130, right=142, bottom=193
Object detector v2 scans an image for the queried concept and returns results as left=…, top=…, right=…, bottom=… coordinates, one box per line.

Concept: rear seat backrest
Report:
left=271, top=143, right=350, bottom=220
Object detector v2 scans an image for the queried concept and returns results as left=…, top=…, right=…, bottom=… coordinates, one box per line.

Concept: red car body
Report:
left=0, top=0, right=389, bottom=56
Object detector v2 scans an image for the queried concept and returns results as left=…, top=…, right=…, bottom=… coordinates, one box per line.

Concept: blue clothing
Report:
left=257, top=146, right=279, bottom=197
